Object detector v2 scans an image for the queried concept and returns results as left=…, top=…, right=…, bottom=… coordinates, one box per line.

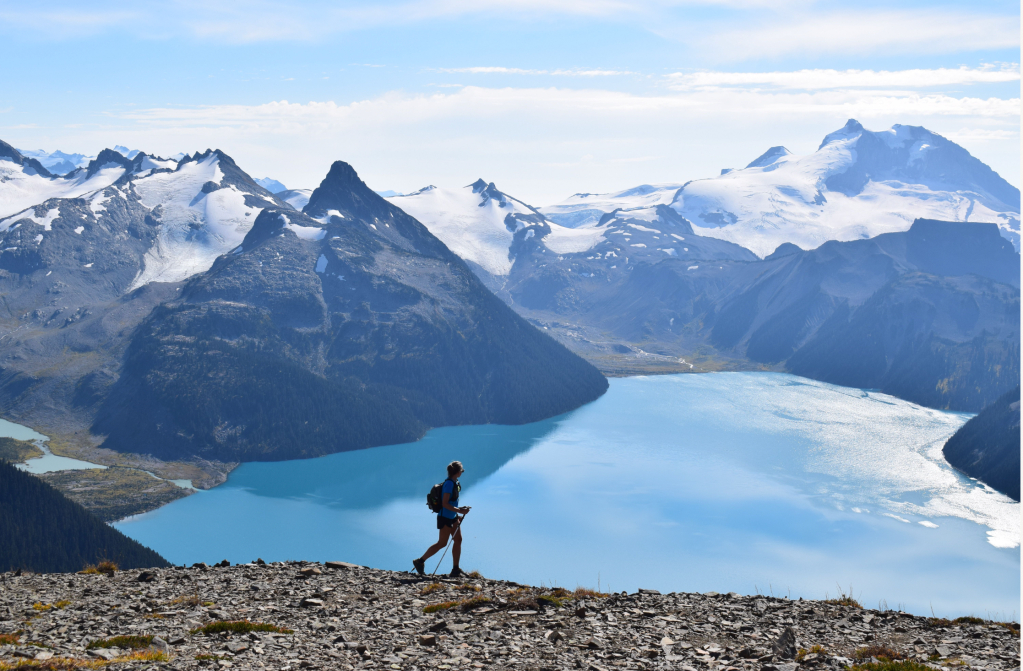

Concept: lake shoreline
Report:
left=1, top=370, right=982, bottom=524
left=113, top=373, right=1017, bottom=619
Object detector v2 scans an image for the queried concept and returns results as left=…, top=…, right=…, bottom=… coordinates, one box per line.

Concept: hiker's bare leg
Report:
left=420, top=527, right=453, bottom=562
left=451, top=526, right=462, bottom=569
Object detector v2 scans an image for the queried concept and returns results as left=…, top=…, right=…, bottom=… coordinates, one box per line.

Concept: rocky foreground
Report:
left=1, top=562, right=1018, bottom=671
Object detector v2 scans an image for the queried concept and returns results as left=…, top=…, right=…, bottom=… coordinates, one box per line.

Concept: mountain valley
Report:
left=1, top=118, right=1019, bottom=518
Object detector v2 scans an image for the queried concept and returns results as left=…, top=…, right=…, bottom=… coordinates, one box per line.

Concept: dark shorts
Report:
left=437, top=515, right=459, bottom=530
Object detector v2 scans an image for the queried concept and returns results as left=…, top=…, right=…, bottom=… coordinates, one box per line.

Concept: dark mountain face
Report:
left=505, top=218, right=1018, bottom=411
left=0, top=180, right=174, bottom=433
left=92, top=162, right=608, bottom=462
left=943, top=386, right=1020, bottom=501
left=710, top=220, right=1019, bottom=410
left=0, top=144, right=606, bottom=472
left=0, top=140, right=52, bottom=177
left=84, top=148, right=133, bottom=178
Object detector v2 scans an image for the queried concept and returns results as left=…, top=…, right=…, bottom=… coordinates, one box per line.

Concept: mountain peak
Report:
left=303, top=160, right=384, bottom=220
left=819, top=118, right=866, bottom=149
left=255, top=177, right=287, bottom=194
left=113, top=145, right=140, bottom=159
left=746, top=146, right=792, bottom=169
left=0, top=139, right=52, bottom=177
left=466, top=179, right=509, bottom=208
left=85, top=148, right=133, bottom=178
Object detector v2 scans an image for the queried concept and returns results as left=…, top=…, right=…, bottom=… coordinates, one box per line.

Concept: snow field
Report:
left=0, top=158, right=126, bottom=220
left=130, top=156, right=264, bottom=288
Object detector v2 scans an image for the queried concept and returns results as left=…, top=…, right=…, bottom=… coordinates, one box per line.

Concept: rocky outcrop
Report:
left=0, top=562, right=1017, bottom=670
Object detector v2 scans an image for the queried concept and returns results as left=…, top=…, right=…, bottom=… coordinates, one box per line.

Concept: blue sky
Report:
left=0, top=0, right=1018, bottom=204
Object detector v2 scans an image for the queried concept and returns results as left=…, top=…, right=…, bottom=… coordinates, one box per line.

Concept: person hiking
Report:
left=414, top=461, right=471, bottom=577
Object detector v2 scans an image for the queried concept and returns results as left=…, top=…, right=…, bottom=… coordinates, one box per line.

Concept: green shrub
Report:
left=460, top=596, right=491, bottom=611
left=190, top=621, right=292, bottom=636
left=853, top=645, right=905, bottom=661
left=423, top=601, right=459, bottom=614
left=796, top=645, right=827, bottom=661
left=86, top=635, right=153, bottom=650
left=848, top=661, right=934, bottom=671
left=80, top=561, right=118, bottom=577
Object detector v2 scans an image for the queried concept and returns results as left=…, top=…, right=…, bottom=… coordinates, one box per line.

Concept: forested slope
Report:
left=0, top=461, right=169, bottom=572
left=943, top=386, right=1020, bottom=501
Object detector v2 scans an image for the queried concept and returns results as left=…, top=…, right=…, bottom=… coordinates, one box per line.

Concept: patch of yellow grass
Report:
left=79, top=561, right=117, bottom=577
left=31, top=601, right=69, bottom=612
left=796, top=645, right=827, bottom=662
left=423, top=601, right=459, bottom=614
left=420, top=583, right=445, bottom=595
left=169, top=594, right=200, bottom=607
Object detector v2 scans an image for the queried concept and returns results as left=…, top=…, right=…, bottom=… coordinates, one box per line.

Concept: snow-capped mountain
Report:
left=674, top=120, right=1020, bottom=256
left=0, top=143, right=607, bottom=464
left=388, top=179, right=755, bottom=293
left=17, top=149, right=92, bottom=176
left=543, top=120, right=1020, bottom=258
left=278, top=188, right=312, bottom=211
left=542, top=183, right=683, bottom=228
left=0, top=141, right=283, bottom=291
left=129, top=150, right=282, bottom=287
left=255, top=177, right=287, bottom=193
left=16, top=146, right=147, bottom=176
left=0, top=142, right=133, bottom=221
left=388, top=179, right=535, bottom=276
left=388, top=179, right=570, bottom=277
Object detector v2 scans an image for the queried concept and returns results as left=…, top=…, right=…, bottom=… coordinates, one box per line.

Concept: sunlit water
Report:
left=0, top=418, right=106, bottom=473
left=113, top=373, right=1019, bottom=618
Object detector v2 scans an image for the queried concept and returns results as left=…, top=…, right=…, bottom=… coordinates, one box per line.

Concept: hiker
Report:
left=414, top=460, right=471, bottom=577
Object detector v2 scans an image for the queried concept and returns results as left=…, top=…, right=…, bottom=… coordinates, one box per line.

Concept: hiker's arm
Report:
left=442, top=492, right=468, bottom=515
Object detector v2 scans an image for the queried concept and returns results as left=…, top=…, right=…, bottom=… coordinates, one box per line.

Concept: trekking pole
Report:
left=431, top=512, right=467, bottom=577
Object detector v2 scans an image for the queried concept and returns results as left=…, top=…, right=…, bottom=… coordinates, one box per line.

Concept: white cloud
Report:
left=2, top=1, right=1017, bottom=65
left=84, top=85, right=1015, bottom=202
left=667, top=66, right=1021, bottom=90
left=122, top=88, right=1020, bottom=130
left=8, top=80, right=1018, bottom=205
left=440, top=67, right=633, bottom=76
left=944, top=128, right=1020, bottom=142
left=691, top=10, right=1020, bottom=61
left=0, top=0, right=644, bottom=43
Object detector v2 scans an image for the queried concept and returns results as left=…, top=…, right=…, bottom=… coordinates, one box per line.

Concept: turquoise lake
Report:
left=114, top=373, right=1020, bottom=619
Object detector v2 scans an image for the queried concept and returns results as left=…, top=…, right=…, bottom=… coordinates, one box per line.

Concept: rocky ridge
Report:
left=1, top=562, right=1017, bottom=671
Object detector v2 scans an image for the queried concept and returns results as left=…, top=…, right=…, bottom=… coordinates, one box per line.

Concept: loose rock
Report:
left=0, top=563, right=1016, bottom=671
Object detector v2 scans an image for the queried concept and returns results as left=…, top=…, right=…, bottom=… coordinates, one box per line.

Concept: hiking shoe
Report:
left=412, top=558, right=425, bottom=575
left=449, top=567, right=464, bottom=578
